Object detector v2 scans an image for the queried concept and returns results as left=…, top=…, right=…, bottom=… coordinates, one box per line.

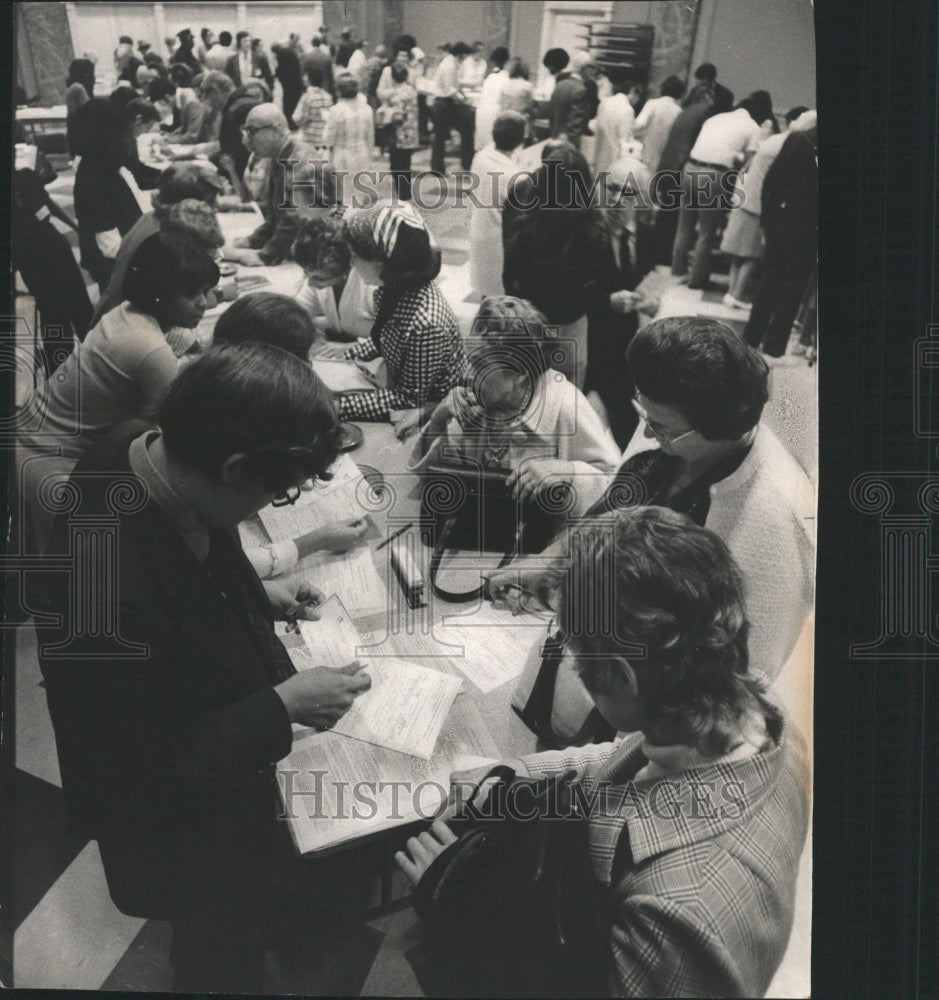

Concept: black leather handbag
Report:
left=420, top=460, right=571, bottom=602
left=406, top=766, right=611, bottom=998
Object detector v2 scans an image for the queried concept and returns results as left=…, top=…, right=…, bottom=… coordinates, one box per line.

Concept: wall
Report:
left=401, top=0, right=489, bottom=56
left=691, top=0, right=816, bottom=110
left=16, top=3, right=74, bottom=106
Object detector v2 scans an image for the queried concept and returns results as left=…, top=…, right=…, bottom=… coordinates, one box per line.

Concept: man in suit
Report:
left=37, top=344, right=372, bottom=991
left=543, top=47, right=590, bottom=150
left=170, top=27, right=200, bottom=72
left=683, top=62, right=734, bottom=113
left=225, top=30, right=274, bottom=89
left=226, top=104, right=312, bottom=265
left=301, top=36, right=336, bottom=98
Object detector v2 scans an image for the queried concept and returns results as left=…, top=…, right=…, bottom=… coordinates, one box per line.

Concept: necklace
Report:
left=482, top=429, right=511, bottom=467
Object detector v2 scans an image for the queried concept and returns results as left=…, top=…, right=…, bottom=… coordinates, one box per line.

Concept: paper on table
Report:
left=328, top=658, right=462, bottom=759
left=305, top=546, right=389, bottom=617
left=296, top=595, right=367, bottom=668
left=278, top=695, right=499, bottom=853
left=258, top=454, right=370, bottom=544
left=436, top=602, right=550, bottom=693
left=311, top=358, right=378, bottom=394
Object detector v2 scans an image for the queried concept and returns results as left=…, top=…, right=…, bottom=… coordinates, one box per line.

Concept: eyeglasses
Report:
left=271, top=485, right=302, bottom=507
left=241, top=124, right=274, bottom=136
left=631, top=394, right=697, bottom=445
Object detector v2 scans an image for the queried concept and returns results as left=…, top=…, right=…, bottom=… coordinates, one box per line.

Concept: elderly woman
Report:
left=331, top=201, right=465, bottom=434
left=292, top=215, right=377, bottom=342
left=18, top=231, right=219, bottom=550
left=410, top=296, right=620, bottom=516
left=397, top=506, right=810, bottom=997
left=490, top=316, right=815, bottom=687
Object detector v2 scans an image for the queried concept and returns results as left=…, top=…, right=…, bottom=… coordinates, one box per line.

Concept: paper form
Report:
left=258, top=454, right=372, bottom=544
left=278, top=696, right=499, bottom=853
left=311, top=358, right=379, bottom=394
left=305, top=546, right=389, bottom=617
left=435, top=603, right=550, bottom=693
left=296, top=596, right=368, bottom=667
left=326, top=658, right=462, bottom=759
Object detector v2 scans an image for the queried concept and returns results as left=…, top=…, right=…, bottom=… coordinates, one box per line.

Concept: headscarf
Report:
left=344, top=199, right=429, bottom=261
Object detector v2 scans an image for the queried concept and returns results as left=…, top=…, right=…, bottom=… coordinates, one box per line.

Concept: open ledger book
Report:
left=278, top=597, right=499, bottom=853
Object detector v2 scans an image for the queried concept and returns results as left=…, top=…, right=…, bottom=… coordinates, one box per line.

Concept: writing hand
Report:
left=310, top=518, right=368, bottom=554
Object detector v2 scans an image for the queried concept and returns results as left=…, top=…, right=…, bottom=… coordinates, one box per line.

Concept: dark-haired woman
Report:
left=18, top=231, right=219, bottom=550
left=72, top=98, right=145, bottom=291
left=489, top=316, right=815, bottom=684
left=334, top=202, right=465, bottom=435
left=65, top=58, right=95, bottom=157
left=399, top=506, right=810, bottom=997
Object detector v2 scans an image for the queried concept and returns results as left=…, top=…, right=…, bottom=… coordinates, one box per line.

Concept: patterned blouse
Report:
left=339, top=282, right=465, bottom=421
left=379, top=82, right=419, bottom=151
left=296, top=86, right=334, bottom=146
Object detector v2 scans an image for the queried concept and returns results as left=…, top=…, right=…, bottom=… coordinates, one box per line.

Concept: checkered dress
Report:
left=296, top=87, right=334, bottom=147
left=521, top=714, right=810, bottom=998
left=339, top=282, right=465, bottom=421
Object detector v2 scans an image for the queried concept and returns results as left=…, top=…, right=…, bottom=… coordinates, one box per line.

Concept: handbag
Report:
left=420, top=460, right=569, bottom=602
left=406, top=765, right=611, bottom=998
left=512, top=629, right=617, bottom=749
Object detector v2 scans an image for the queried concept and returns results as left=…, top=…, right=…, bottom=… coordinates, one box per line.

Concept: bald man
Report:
left=225, top=103, right=314, bottom=265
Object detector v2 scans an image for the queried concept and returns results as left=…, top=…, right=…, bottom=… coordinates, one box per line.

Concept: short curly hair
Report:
left=468, top=295, right=550, bottom=382
left=559, top=507, right=775, bottom=756
left=626, top=317, right=769, bottom=439
left=292, top=215, right=350, bottom=276
left=212, top=292, right=317, bottom=360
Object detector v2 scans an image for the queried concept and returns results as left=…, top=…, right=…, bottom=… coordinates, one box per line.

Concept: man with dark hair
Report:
left=684, top=61, right=734, bottom=111
left=171, top=27, right=200, bottom=72
left=270, top=41, right=303, bottom=129
left=543, top=46, right=590, bottom=149
left=301, top=34, right=336, bottom=98
left=335, top=27, right=356, bottom=68
left=429, top=40, right=475, bottom=177
left=225, top=30, right=273, bottom=88
left=37, top=343, right=371, bottom=991
left=204, top=29, right=232, bottom=71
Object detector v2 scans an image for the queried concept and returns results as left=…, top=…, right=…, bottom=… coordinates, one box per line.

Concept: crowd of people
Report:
left=13, top=22, right=815, bottom=997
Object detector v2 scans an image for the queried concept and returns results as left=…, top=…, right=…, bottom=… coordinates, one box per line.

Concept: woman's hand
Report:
left=507, top=458, right=574, bottom=505
left=390, top=407, right=424, bottom=440
left=310, top=517, right=368, bottom=553
left=274, top=660, right=371, bottom=729
left=484, top=564, right=555, bottom=615
left=263, top=579, right=325, bottom=627
left=395, top=819, right=458, bottom=886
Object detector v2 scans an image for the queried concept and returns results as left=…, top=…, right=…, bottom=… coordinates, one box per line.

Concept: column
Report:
left=484, top=0, right=512, bottom=51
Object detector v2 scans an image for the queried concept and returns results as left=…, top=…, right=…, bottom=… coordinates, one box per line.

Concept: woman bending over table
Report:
left=410, top=296, right=620, bottom=516
left=331, top=201, right=466, bottom=435
left=18, top=232, right=218, bottom=551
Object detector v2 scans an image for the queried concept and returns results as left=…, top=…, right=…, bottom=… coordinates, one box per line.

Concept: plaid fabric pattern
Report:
left=296, top=87, right=333, bottom=147
left=339, top=283, right=465, bottom=421
left=521, top=715, right=810, bottom=998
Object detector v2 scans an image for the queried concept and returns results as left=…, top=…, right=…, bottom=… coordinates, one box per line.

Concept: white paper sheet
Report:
left=435, top=602, right=550, bottom=693
left=311, top=358, right=379, bottom=394
left=258, top=454, right=370, bottom=544
left=306, top=546, right=389, bottom=617
left=278, top=696, right=498, bottom=853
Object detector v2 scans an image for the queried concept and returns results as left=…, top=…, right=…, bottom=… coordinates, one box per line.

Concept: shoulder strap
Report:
left=428, top=513, right=520, bottom=603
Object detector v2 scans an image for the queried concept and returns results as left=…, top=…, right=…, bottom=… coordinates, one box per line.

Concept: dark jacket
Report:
left=760, top=130, right=818, bottom=251
left=273, top=45, right=304, bottom=121
left=657, top=100, right=715, bottom=173
left=548, top=72, right=591, bottom=147
left=36, top=423, right=293, bottom=919
left=247, top=134, right=312, bottom=264
left=225, top=50, right=274, bottom=89
left=300, top=48, right=336, bottom=98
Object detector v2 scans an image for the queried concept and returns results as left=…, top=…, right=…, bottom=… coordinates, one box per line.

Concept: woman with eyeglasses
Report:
left=489, top=316, right=815, bottom=685
left=18, top=231, right=219, bottom=552
left=397, top=506, right=810, bottom=998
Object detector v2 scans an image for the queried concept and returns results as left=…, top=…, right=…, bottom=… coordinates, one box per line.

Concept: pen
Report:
left=376, top=521, right=414, bottom=550
left=284, top=594, right=322, bottom=618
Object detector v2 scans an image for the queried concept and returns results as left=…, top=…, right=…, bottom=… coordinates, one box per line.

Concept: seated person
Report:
left=293, top=215, right=377, bottom=342
left=397, top=506, right=810, bottom=998
left=211, top=292, right=369, bottom=574
left=489, top=316, right=816, bottom=684
left=213, top=79, right=272, bottom=198
left=167, top=70, right=235, bottom=153
left=36, top=344, right=372, bottom=992
left=18, top=232, right=219, bottom=552
left=331, top=201, right=466, bottom=433
left=410, top=296, right=620, bottom=516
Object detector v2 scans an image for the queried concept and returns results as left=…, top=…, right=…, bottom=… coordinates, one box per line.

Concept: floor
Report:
left=8, top=138, right=816, bottom=994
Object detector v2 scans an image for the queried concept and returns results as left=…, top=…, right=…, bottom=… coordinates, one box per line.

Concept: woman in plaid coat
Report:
left=398, top=506, right=810, bottom=997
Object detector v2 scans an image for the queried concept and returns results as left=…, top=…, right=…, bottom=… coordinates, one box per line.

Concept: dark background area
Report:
left=0, top=1, right=937, bottom=997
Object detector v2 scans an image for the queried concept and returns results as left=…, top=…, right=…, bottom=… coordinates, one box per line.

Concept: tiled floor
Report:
left=10, top=139, right=816, bottom=994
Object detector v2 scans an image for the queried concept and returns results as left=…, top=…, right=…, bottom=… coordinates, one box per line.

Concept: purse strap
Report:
left=514, top=632, right=617, bottom=749
left=428, top=514, right=521, bottom=603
